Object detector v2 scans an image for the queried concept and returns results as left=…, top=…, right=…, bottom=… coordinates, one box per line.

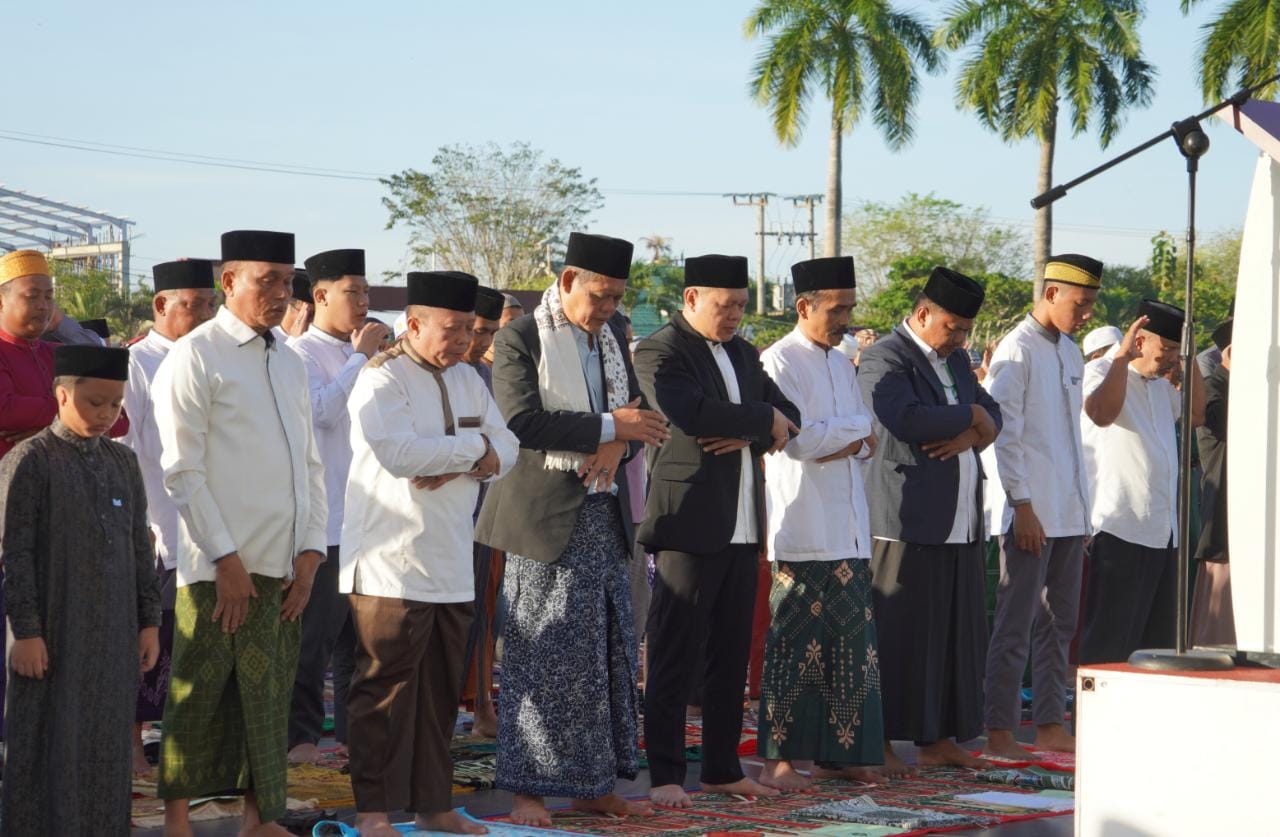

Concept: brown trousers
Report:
left=347, top=594, right=473, bottom=814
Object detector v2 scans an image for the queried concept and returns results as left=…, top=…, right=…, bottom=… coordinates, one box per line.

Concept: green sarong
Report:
left=158, top=574, right=301, bottom=821
left=757, top=559, right=884, bottom=766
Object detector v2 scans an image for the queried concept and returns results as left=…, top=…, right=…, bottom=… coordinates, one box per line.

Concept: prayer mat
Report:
left=485, top=770, right=1072, bottom=835
left=975, top=766, right=1074, bottom=791
left=979, top=749, right=1076, bottom=771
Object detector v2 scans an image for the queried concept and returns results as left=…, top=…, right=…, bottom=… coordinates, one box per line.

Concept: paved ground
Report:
left=134, top=728, right=1073, bottom=836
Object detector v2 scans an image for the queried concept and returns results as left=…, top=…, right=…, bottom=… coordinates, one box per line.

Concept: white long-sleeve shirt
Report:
left=339, top=349, right=518, bottom=603
left=708, top=341, right=759, bottom=543
left=287, top=326, right=369, bottom=546
left=761, top=328, right=874, bottom=562
left=153, top=306, right=327, bottom=585
left=1082, top=350, right=1181, bottom=548
left=986, top=314, right=1091, bottom=539
left=122, top=329, right=181, bottom=569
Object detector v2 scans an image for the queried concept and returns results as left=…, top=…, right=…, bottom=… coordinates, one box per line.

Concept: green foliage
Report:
left=742, top=313, right=797, bottom=349
left=624, top=261, right=685, bottom=315
left=745, top=0, right=943, bottom=148
left=938, top=0, right=1156, bottom=147
left=1182, top=0, right=1280, bottom=101
left=845, top=192, right=1030, bottom=287
left=857, top=254, right=1033, bottom=345
left=504, top=273, right=555, bottom=292
left=50, top=261, right=154, bottom=342
left=381, top=142, right=603, bottom=289
left=1150, top=231, right=1178, bottom=296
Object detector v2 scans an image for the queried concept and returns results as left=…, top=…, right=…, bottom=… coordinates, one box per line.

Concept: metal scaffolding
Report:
left=0, top=184, right=134, bottom=293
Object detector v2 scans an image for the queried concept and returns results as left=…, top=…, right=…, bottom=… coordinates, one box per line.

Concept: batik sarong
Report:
left=495, top=495, right=639, bottom=798
left=758, top=559, right=884, bottom=766
left=158, top=574, right=301, bottom=821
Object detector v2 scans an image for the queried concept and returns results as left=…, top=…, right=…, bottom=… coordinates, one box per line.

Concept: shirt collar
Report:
left=902, top=319, right=940, bottom=364
left=216, top=306, right=273, bottom=349
left=0, top=327, right=38, bottom=348
left=305, top=324, right=353, bottom=348
left=51, top=417, right=101, bottom=452
left=573, top=324, right=599, bottom=351
left=1025, top=312, right=1060, bottom=344
left=145, top=329, right=176, bottom=351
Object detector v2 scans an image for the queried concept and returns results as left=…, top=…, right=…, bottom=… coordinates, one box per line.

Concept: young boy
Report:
left=0, top=343, right=162, bottom=835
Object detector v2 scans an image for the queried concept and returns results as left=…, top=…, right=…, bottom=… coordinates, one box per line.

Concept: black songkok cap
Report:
left=291, top=270, right=313, bottom=303
left=791, top=256, right=855, bottom=293
left=79, top=318, right=110, bottom=340
left=153, top=259, right=215, bottom=293
left=407, top=271, right=480, bottom=312
left=1044, top=253, right=1104, bottom=289
left=564, top=232, right=633, bottom=280
left=474, top=286, right=504, bottom=321
left=684, top=254, right=749, bottom=289
left=1137, top=298, right=1185, bottom=343
left=923, top=266, right=985, bottom=319
left=55, top=344, right=129, bottom=381
left=1212, top=318, right=1233, bottom=351
left=220, top=230, right=295, bottom=265
left=304, top=249, right=365, bottom=281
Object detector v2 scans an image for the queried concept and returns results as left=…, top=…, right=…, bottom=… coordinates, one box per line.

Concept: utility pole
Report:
left=788, top=194, right=824, bottom=259
left=726, top=193, right=773, bottom=314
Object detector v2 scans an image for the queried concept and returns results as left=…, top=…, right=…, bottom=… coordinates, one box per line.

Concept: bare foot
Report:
left=416, top=810, right=488, bottom=834
left=473, top=703, right=498, bottom=739
left=287, top=741, right=324, bottom=765
left=984, top=729, right=1034, bottom=761
left=133, top=738, right=154, bottom=777
left=881, top=744, right=918, bottom=778
left=334, top=742, right=349, bottom=758
left=686, top=704, right=702, bottom=720
left=810, top=764, right=887, bottom=784
left=354, top=813, right=400, bottom=837
left=649, top=783, right=693, bottom=808
left=701, top=776, right=780, bottom=798
left=758, top=759, right=813, bottom=791
left=1034, top=723, right=1076, bottom=753
left=510, top=794, right=552, bottom=827
left=571, top=793, right=654, bottom=817
left=918, top=739, right=992, bottom=769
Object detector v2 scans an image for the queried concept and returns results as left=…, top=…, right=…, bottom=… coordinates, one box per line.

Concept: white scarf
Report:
left=534, top=283, right=629, bottom=473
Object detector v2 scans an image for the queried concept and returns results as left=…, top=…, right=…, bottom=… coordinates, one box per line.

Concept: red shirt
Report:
left=0, top=328, right=128, bottom=459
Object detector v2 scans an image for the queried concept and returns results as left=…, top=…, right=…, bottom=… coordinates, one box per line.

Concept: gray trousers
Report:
left=983, top=533, right=1085, bottom=731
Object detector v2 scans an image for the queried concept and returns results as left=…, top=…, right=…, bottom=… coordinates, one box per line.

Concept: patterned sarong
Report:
left=758, top=559, right=884, bottom=766
left=158, top=574, right=301, bottom=821
left=495, top=495, right=640, bottom=798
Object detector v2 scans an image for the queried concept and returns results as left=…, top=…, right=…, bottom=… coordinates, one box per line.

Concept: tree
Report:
left=381, top=142, right=604, bottom=289
left=640, top=235, right=674, bottom=263
left=844, top=192, right=1030, bottom=289
left=857, top=254, right=1033, bottom=345
left=50, top=262, right=154, bottom=342
left=1182, top=0, right=1280, bottom=101
left=624, top=261, right=685, bottom=314
left=937, top=0, right=1156, bottom=295
left=745, top=0, right=942, bottom=258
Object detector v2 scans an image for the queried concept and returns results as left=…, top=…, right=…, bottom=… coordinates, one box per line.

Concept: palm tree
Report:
left=641, top=235, right=674, bottom=263
left=937, top=1, right=1155, bottom=294
left=745, top=0, right=942, bottom=258
left=1182, top=1, right=1280, bottom=101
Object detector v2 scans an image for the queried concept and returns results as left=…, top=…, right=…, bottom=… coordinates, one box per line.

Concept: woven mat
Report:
left=485, top=770, right=1073, bottom=835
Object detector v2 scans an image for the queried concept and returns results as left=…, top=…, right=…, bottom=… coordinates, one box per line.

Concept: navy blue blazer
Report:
left=856, top=324, right=1003, bottom=545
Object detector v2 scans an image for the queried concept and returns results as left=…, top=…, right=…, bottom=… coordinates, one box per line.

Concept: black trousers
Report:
left=644, top=544, right=758, bottom=787
left=288, top=546, right=355, bottom=747
left=1079, top=531, right=1176, bottom=665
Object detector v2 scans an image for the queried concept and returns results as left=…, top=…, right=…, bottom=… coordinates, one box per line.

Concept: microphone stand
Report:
left=1029, top=73, right=1280, bottom=671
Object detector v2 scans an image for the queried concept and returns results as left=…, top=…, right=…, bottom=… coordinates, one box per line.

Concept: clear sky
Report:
left=3, top=0, right=1257, bottom=288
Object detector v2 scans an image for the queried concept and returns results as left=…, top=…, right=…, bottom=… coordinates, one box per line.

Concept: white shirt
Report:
left=1082, top=350, right=1181, bottom=548
left=986, top=314, right=1091, bottom=539
left=153, top=307, right=328, bottom=585
left=121, top=329, right=180, bottom=569
left=287, top=326, right=369, bottom=546
left=761, top=329, right=873, bottom=561
left=903, top=320, right=980, bottom=543
left=708, top=341, right=758, bottom=544
left=339, top=350, right=518, bottom=603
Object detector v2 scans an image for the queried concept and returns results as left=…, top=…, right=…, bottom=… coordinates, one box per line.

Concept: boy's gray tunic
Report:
left=0, top=421, right=161, bottom=835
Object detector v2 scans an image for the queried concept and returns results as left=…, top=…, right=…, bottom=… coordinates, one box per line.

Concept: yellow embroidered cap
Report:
left=0, top=249, right=50, bottom=285
left=1043, top=253, right=1103, bottom=289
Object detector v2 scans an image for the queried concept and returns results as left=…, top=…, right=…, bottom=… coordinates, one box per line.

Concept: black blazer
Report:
left=475, top=313, right=642, bottom=563
left=857, top=324, right=1003, bottom=544
left=1194, top=365, right=1228, bottom=563
left=634, top=312, right=801, bottom=554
